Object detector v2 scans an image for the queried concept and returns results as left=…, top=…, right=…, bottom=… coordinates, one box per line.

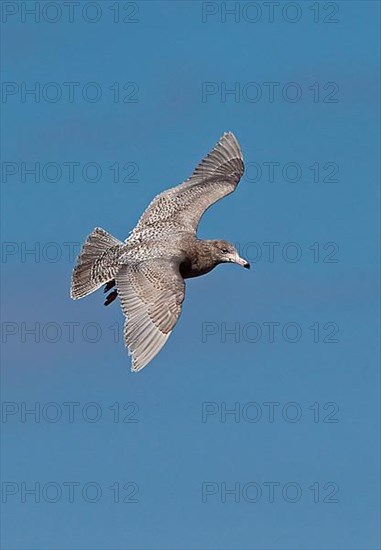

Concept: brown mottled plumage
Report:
left=71, top=132, right=249, bottom=372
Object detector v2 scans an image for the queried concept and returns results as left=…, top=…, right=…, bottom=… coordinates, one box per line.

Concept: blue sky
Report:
left=1, top=1, right=380, bottom=549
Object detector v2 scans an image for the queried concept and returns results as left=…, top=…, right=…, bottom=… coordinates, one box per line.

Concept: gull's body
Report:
left=71, top=132, right=249, bottom=371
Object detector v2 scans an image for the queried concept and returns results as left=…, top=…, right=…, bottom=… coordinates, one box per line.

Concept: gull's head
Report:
left=212, top=240, right=250, bottom=269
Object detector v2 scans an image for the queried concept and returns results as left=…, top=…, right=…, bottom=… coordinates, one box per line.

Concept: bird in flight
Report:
left=71, top=132, right=249, bottom=372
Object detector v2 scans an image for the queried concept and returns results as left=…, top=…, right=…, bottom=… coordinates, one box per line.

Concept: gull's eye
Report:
left=221, top=248, right=229, bottom=254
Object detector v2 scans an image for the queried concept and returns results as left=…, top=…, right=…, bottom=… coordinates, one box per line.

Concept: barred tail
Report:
left=70, top=227, right=122, bottom=300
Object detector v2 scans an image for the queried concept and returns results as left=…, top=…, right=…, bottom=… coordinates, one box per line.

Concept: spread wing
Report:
left=127, top=132, right=244, bottom=242
left=116, top=259, right=185, bottom=372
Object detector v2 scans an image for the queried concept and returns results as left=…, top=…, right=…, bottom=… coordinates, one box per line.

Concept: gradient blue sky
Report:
left=1, top=1, right=380, bottom=549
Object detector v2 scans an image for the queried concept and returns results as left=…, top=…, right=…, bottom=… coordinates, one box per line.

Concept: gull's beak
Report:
left=234, top=254, right=251, bottom=269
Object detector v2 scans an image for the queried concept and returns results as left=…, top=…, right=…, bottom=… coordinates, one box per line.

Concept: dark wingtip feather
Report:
left=104, top=280, right=116, bottom=293
left=104, top=289, right=118, bottom=306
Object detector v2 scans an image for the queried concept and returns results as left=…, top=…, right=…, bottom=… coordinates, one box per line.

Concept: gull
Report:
left=71, top=132, right=249, bottom=371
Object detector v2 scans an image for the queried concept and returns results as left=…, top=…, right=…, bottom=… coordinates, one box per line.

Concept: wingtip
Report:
left=130, top=357, right=145, bottom=373
left=222, top=130, right=238, bottom=140
left=220, top=130, right=241, bottom=149
left=70, top=287, right=80, bottom=300
left=216, top=131, right=243, bottom=161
